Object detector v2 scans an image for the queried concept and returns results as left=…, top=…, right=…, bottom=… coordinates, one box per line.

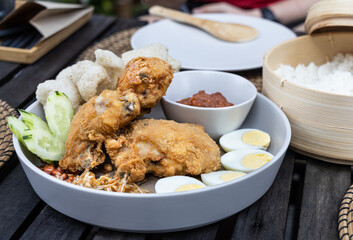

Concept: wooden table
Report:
left=0, top=15, right=351, bottom=240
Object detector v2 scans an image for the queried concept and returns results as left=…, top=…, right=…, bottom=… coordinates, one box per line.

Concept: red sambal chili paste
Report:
left=177, top=90, right=233, bottom=108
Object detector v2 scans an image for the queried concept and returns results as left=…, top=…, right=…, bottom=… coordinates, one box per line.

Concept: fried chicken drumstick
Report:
left=118, top=56, right=173, bottom=115
left=59, top=57, right=174, bottom=172
left=106, top=119, right=221, bottom=183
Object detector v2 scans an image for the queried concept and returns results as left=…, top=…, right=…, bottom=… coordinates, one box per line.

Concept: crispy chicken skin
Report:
left=105, top=119, right=221, bottom=183
left=59, top=90, right=141, bottom=172
left=117, top=57, right=173, bottom=115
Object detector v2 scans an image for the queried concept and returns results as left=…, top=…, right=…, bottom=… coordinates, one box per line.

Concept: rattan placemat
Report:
left=339, top=184, right=353, bottom=240
left=77, top=26, right=141, bottom=61
left=77, top=27, right=263, bottom=92
left=0, top=99, right=18, bottom=169
left=237, top=70, right=262, bottom=92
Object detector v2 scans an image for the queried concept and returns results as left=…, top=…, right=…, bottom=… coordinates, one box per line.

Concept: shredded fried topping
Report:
left=72, top=169, right=151, bottom=193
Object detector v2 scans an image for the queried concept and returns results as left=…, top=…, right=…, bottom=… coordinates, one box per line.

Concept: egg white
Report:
left=201, top=170, right=246, bottom=186
left=155, top=176, right=206, bottom=193
left=221, top=149, right=274, bottom=173
left=219, top=128, right=271, bottom=152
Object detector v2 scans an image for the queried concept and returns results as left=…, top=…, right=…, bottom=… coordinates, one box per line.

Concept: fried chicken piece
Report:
left=59, top=90, right=141, bottom=172
left=117, top=57, right=173, bottom=115
left=105, top=119, right=221, bottom=183
left=59, top=57, right=174, bottom=172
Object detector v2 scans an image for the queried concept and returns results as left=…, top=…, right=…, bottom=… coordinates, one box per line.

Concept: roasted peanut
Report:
left=61, top=173, right=68, bottom=180
left=40, top=164, right=78, bottom=183
left=56, top=167, right=63, bottom=174
left=65, top=175, right=75, bottom=183
left=43, top=165, right=55, bottom=174
left=103, top=163, right=113, bottom=172
left=65, top=179, right=73, bottom=183
left=52, top=169, right=61, bottom=176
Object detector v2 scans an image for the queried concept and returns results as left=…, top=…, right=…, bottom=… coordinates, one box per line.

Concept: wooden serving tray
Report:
left=0, top=3, right=93, bottom=64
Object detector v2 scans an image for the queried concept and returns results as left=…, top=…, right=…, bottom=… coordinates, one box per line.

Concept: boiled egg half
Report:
left=221, top=149, right=274, bottom=173
left=155, top=176, right=206, bottom=193
left=220, top=128, right=271, bottom=152
left=201, top=170, right=246, bottom=186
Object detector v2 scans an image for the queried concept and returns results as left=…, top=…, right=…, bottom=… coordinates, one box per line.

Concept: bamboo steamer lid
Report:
left=305, top=0, right=353, bottom=34
left=262, top=1, right=353, bottom=164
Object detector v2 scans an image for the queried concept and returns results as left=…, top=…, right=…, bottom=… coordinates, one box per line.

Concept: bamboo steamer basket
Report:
left=262, top=0, right=353, bottom=164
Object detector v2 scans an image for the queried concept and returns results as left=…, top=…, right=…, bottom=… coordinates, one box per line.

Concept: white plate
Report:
left=131, top=14, right=296, bottom=71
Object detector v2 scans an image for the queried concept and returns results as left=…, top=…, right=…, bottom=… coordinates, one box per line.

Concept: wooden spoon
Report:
left=149, top=5, right=258, bottom=42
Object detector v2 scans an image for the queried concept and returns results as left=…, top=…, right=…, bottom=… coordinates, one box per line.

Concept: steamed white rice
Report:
left=274, top=53, right=353, bottom=96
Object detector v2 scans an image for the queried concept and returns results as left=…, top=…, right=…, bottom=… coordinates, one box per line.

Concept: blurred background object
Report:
left=0, top=0, right=15, bottom=21
left=36, top=0, right=186, bottom=18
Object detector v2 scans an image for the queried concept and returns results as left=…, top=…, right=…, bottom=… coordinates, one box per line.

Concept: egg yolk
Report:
left=175, top=184, right=205, bottom=192
left=220, top=172, right=246, bottom=182
left=241, top=153, right=272, bottom=169
left=241, top=130, right=270, bottom=147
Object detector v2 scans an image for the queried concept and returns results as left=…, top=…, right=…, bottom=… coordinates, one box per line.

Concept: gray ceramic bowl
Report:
left=161, top=70, right=257, bottom=139
left=14, top=93, right=291, bottom=233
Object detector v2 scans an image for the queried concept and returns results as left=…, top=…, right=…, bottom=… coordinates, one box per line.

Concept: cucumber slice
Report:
left=45, top=91, right=74, bottom=143
left=7, top=116, right=29, bottom=145
left=19, top=109, right=50, bottom=132
left=22, top=128, right=65, bottom=161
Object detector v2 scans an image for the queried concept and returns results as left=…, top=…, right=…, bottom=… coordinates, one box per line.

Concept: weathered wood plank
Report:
left=96, top=18, right=146, bottom=38
left=72, top=18, right=146, bottom=62
left=0, top=15, right=115, bottom=108
left=0, top=62, right=22, bottom=85
left=216, top=214, right=237, bottom=239
left=283, top=158, right=306, bottom=240
left=297, top=158, right=351, bottom=240
left=0, top=158, right=42, bottom=239
left=150, top=222, right=220, bottom=240
left=93, top=229, right=148, bottom=240
left=92, top=210, right=219, bottom=240
left=19, top=205, right=87, bottom=240
left=231, top=149, right=296, bottom=239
